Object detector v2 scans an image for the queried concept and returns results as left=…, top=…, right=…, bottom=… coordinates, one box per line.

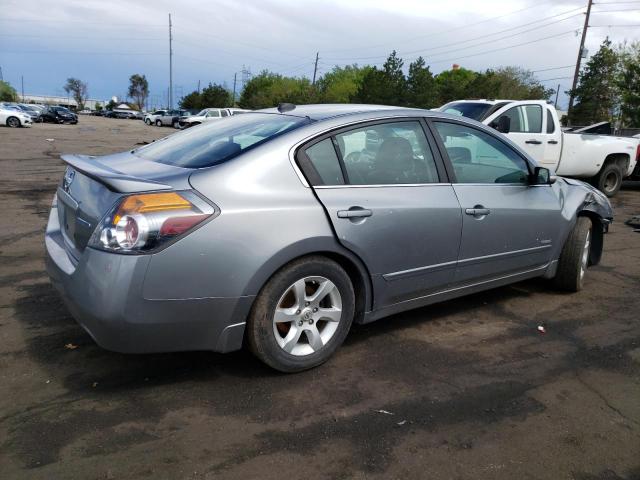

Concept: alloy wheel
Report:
left=7, top=117, right=20, bottom=128
left=580, top=229, right=591, bottom=282
left=272, top=276, right=342, bottom=356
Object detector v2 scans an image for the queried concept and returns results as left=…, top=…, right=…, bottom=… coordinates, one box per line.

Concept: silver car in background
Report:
left=45, top=104, right=613, bottom=372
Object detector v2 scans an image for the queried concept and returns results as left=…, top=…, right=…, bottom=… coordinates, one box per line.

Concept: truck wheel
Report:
left=553, top=216, right=592, bottom=292
left=595, top=163, right=622, bottom=197
left=247, top=256, right=355, bottom=373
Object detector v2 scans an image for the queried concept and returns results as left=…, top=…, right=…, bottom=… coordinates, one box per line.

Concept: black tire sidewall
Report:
left=7, top=117, right=20, bottom=128
left=248, top=257, right=355, bottom=372
left=598, top=164, right=622, bottom=197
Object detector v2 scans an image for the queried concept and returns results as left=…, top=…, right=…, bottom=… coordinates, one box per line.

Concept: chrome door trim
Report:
left=315, top=183, right=452, bottom=189
left=457, top=244, right=551, bottom=266
left=383, top=259, right=458, bottom=281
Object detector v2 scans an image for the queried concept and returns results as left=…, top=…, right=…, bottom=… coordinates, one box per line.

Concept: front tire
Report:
left=155, top=119, right=162, bottom=127
left=6, top=116, right=21, bottom=128
left=594, top=163, right=623, bottom=197
left=247, top=256, right=355, bottom=372
left=553, top=217, right=592, bottom=292
left=145, top=118, right=151, bottom=125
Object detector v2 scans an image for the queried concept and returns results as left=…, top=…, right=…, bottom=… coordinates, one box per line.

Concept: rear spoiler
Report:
left=61, top=154, right=172, bottom=193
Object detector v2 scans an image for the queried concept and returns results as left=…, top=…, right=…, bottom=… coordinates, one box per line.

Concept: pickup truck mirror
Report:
left=530, top=166, right=557, bottom=185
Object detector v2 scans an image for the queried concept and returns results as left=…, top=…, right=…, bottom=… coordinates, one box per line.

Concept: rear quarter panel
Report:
left=558, top=133, right=638, bottom=177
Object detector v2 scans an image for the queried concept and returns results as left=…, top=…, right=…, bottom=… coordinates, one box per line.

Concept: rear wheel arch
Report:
left=244, top=242, right=373, bottom=323
left=603, top=153, right=630, bottom=173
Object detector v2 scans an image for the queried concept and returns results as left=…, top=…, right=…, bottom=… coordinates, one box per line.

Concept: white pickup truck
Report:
left=439, top=100, right=640, bottom=196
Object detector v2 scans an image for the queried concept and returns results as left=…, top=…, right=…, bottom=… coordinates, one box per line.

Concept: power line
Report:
left=0, top=33, right=164, bottom=40
left=531, top=65, right=575, bottom=73
left=323, top=6, right=585, bottom=62
left=589, top=23, right=640, bottom=26
left=0, top=50, right=163, bottom=56
left=322, top=0, right=558, bottom=53
left=537, top=76, right=574, bottom=81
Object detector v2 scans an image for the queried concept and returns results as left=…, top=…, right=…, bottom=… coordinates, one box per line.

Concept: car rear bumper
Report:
left=44, top=205, right=251, bottom=354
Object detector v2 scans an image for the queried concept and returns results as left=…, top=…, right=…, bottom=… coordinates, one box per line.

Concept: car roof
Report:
left=257, top=103, right=434, bottom=121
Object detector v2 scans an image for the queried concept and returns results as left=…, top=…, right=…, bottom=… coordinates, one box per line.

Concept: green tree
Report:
left=0, top=81, right=18, bottom=101
left=105, top=99, right=117, bottom=111
left=239, top=71, right=313, bottom=109
left=200, top=83, right=232, bottom=108
left=568, top=38, right=620, bottom=125
left=434, top=67, right=477, bottom=104
left=406, top=56, right=437, bottom=108
left=618, top=42, right=640, bottom=127
left=179, top=91, right=203, bottom=110
left=63, top=77, right=88, bottom=110
left=128, top=74, right=149, bottom=110
left=354, top=51, right=407, bottom=105
left=94, top=102, right=103, bottom=112
left=316, top=65, right=369, bottom=103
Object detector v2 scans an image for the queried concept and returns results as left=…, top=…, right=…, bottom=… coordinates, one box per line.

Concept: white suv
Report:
left=178, top=108, right=249, bottom=128
left=144, top=110, right=168, bottom=126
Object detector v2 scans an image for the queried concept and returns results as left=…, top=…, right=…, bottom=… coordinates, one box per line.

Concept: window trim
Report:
left=546, top=108, right=556, bottom=134
left=295, top=117, right=449, bottom=187
left=425, top=118, right=534, bottom=186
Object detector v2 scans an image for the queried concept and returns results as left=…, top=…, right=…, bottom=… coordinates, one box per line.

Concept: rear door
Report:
left=487, top=102, right=546, bottom=162
left=430, top=119, right=564, bottom=285
left=297, top=119, right=463, bottom=309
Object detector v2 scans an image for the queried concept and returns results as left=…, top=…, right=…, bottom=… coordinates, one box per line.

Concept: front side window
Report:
left=335, top=121, right=439, bottom=185
left=433, top=121, right=530, bottom=184
left=206, top=110, right=221, bottom=118
left=137, top=113, right=310, bottom=168
left=496, top=105, right=542, bottom=133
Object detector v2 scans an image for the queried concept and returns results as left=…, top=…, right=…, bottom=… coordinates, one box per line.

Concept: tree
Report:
left=406, top=57, right=437, bottom=108
left=239, top=72, right=313, bottom=109
left=0, top=81, right=18, bottom=101
left=434, top=67, right=477, bottom=104
left=618, top=42, right=640, bottom=127
left=94, top=102, right=103, bottom=112
left=63, top=78, right=88, bottom=110
left=568, top=39, right=620, bottom=125
left=315, top=65, right=369, bottom=103
left=105, top=99, right=117, bottom=111
left=200, top=83, right=232, bottom=108
left=179, top=91, right=203, bottom=110
left=353, top=51, right=407, bottom=105
left=128, top=74, right=149, bottom=111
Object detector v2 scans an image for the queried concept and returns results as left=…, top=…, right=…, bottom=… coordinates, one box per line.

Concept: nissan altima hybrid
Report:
left=45, top=104, right=613, bottom=372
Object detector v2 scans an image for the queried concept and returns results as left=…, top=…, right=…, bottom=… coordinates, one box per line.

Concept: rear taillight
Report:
left=88, top=190, right=216, bottom=254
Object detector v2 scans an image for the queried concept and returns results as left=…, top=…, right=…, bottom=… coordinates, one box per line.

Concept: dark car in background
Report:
left=41, top=106, right=78, bottom=124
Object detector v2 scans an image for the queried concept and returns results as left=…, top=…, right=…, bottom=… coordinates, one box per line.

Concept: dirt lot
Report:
left=0, top=116, right=639, bottom=480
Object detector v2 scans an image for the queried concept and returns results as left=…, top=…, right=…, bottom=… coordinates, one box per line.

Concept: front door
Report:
left=431, top=120, right=564, bottom=285
left=297, top=119, right=463, bottom=309
left=488, top=102, right=547, bottom=162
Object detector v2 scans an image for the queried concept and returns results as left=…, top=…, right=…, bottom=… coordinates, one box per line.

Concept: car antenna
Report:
left=277, top=103, right=296, bottom=113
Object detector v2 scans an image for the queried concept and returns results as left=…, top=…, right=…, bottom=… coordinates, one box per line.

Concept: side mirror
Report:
left=531, top=166, right=556, bottom=185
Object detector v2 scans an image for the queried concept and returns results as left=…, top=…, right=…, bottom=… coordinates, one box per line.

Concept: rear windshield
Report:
left=136, top=113, right=311, bottom=168
left=440, top=102, right=493, bottom=121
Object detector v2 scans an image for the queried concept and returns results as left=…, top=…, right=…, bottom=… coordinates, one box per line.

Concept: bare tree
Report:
left=63, top=78, right=88, bottom=110
left=128, top=74, right=149, bottom=111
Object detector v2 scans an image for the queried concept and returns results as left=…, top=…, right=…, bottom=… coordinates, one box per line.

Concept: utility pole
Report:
left=21, top=75, right=24, bottom=101
left=568, top=0, right=593, bottom=118
left=554, top=83, right=560, bottom=109
left=0, top=66, right=4, bottom=81
left=232, top=73, right=237, bottom=106
left=168, top=13, right=173, bottom=110
left=197, top=79, right=200, bottom=94
left=312, top=52, right=319, bottom=86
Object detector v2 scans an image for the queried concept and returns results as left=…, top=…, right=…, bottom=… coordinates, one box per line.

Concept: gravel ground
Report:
left=1, top=116, right=639, bottom=480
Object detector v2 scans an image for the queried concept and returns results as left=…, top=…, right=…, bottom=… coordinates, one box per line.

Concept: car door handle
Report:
left=465, top=208, right=491, bottom=216
left=337, top=208, right=373, bottom=218
left=547, top=140, right=559, bottom=144
left=525, top=139, right=542, bottom=144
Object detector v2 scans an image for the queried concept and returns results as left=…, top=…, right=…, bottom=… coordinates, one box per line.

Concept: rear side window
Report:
left=305, top=139, right=345, bottom=185
left=221, top=110, right=229, bottom=117
left=137, top=113, right=310, bottom=168
left=547, top=109, right=556, bottom=133
left=496, top=105, right=542, bottom=133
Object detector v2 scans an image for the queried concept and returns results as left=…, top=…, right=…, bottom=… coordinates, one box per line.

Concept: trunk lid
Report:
left=57, top=152, right=191, bottom=258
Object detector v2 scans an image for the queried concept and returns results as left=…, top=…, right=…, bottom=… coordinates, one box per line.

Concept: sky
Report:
left=1, top=0, right=639, bottom=109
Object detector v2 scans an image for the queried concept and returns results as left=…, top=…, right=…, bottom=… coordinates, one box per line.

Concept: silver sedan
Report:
left=45, top=104, right=613, bottom=372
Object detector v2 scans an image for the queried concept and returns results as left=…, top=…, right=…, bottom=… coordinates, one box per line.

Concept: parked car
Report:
left=144, top=109, right=167, bottom=125
left=439, top=100, right=640, bottom=197
left=103, top=111, right=117, bottom=118
left=16, top=104, right=42, bottom=122
left=152, top=109, right=190, bottom=128
left=178, top=107, right=250, bottom=128
left=40, top=106, right=78, bottom=124
left=0, top=106, right=32, bottom=127
left=45, top=104, right=613, bottom=372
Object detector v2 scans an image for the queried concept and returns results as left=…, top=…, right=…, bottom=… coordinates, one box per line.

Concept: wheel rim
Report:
left=603, top=171, right=619, bottom=194
left=8, top=118, right=19, bottom=127
left=272, top=276, right=342, bottom=357
left=580, top=229, right=591, bottom=281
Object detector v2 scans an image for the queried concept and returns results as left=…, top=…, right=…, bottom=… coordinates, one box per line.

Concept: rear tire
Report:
left=594, top=163, right=623, bottom=197
left=553, top=217, right=592, bottom=292
left=247, top=256, right=355, bottom=373
left=155, top=119, right=162, bottom=127
left=145, top=118, right=151, bottom=125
